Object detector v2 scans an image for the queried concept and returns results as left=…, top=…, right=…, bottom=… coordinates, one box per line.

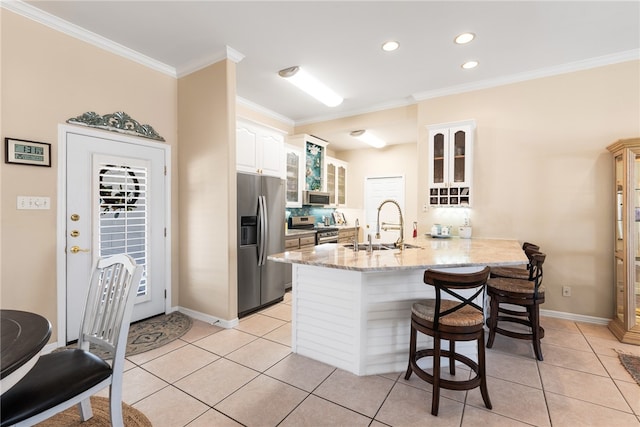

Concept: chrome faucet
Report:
left=375, top=199, right=405, bottom=250
left=353, top=218, right=359, bottom=252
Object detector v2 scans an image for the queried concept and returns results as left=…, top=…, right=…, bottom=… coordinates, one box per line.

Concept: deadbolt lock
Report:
left=70, top=214, right=80, bottom=221
left=70, top=230, right=80, bottom=237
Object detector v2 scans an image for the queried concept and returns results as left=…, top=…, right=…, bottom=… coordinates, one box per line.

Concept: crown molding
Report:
left=176, top=46, right=245, bottom=78
left=236, top=97, right=295, bottom=127
left=2, top=0, right=177, bottom=77
left=412, top=49, right=640, bottom=101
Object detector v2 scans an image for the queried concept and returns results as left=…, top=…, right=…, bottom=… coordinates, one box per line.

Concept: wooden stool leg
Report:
left=478, top=330, right=492, bottom=409
left=405, top=322, right=416, bottom=380
left=486, top=294, right=499, bottom=348
left=449, top=340, right=456, bottom=375
left=529, top=304, right=543, bottom=361
left=431, top=334, right=441, bottom=416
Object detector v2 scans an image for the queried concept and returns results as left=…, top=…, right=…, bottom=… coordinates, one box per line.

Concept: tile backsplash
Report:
left=286, top=207, right=336, bottom=226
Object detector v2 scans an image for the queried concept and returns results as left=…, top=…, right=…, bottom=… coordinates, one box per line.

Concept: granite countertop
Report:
left=285, top=229, right=317, bottom=237
left=269, top=235, right=527, bottom=272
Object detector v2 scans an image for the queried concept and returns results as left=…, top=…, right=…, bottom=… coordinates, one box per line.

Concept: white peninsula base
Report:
left=290, top=264, right=480, bottom=376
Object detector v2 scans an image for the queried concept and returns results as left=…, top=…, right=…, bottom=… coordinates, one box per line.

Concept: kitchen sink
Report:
left=342, top=242, right=420, bottom=251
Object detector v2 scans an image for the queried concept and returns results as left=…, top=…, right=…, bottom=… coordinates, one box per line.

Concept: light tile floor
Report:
left=101, top=292, right=640, bottom=426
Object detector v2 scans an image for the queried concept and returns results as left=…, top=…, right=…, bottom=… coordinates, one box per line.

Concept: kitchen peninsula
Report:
left=269, top=236, right=527, bottom=375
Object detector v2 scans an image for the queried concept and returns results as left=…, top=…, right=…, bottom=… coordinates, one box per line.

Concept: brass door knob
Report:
left=70, top=246, right=90, bottom=254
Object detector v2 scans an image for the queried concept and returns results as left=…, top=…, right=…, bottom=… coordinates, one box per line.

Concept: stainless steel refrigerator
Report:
left=237, top=172, right=286, bottom=317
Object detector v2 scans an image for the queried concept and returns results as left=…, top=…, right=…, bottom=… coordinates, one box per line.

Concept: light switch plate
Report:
left=17, top=196, right=51, bottom=210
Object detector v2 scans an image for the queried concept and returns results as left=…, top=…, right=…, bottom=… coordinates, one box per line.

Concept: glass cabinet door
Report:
left=326, top=161, right=336, bottom=205
left=337, top=165, right=346, bottom=205
left=286, top=150, right=300, bottom=204
left=452, top=130, right=467, bottom=184
left=634, top=153, right=640, bottom=329
left=432, top=132, right=445, bottom=185
left=616, top=257, right=625, bottom=322
left=616, top=154, right=624, bottom=251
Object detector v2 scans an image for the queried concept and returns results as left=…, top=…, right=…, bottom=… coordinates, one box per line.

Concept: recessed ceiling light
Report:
left=454, top=33, right=475, bottom=44
left=278, top=66, right=343, bottom=107
left=381, top=41, right=400, bottom=52
left=462, top=60, right=479, bottom=69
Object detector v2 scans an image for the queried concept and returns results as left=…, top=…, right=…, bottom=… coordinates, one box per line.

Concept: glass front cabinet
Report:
left=285, top=144, right=304, bottom=208
left=326, top=156, right=348, bottom=207
left=427, top=120, right=475, bottom=207
left=607, top=138, right=640, bottom=345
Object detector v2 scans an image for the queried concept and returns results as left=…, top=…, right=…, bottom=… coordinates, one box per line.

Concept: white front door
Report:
left=64, top=129, right=167, bottom=342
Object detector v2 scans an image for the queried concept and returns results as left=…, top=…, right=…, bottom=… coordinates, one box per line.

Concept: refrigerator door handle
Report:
left=261, top=195, right=269, bottom=265
left=258, top=195, right=267, bottom=266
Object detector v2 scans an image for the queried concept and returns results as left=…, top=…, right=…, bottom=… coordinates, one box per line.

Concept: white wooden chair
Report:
left=1, top=254, right=143, bottom=427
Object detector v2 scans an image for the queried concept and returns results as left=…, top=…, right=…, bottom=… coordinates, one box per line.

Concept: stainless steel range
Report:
left=290, top=215, right=339, bottom=245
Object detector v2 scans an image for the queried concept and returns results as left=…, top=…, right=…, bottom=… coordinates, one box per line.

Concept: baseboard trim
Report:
left=540, top=308, right=610, bottom=326
left=174, top=306, right=239, bottom=329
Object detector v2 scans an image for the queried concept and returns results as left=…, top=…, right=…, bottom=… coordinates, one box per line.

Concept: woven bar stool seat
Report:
left=490, top=242, right=540, bottom=280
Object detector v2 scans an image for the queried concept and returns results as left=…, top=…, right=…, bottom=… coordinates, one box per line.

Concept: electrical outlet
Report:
left=562, top=286, right=571, bottom=297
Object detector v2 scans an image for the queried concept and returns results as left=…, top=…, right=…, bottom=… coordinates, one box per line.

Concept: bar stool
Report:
left=404, top=266, right=492, bottom=416
left=486, top=252, right=546, bottom=360
left=490, top=242, right=540, bottom=280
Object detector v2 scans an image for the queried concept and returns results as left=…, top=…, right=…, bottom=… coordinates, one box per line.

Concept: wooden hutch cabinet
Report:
left=607, top=138, right=640, bottom=345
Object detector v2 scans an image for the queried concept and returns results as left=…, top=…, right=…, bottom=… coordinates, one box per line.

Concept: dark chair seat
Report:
left=1, top=350, right=111, bottom=427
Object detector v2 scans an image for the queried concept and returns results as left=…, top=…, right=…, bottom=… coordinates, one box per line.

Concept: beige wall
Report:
left=415, top=61, right=640, bottom=319
left=0, top=11, right=178, bottom=341
left=332, top=144, right=418, bottom=230
left=177, top=60, right=238, bottom=320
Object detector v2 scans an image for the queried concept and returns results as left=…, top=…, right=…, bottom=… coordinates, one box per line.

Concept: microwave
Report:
left=303, top=191, right=330, bottom=206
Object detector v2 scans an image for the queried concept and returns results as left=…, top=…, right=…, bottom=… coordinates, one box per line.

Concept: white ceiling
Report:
left=14, top=1, right=640, bottom=151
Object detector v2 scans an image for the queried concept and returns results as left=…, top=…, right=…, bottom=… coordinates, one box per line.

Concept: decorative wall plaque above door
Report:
left=67, top=111, right=165, bottom=141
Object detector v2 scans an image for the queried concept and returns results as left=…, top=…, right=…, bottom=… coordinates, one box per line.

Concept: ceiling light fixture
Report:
left=278, top=66, right=343, bottom=107
left=454, top=32, right=475, bottom=44
left=381, top=41, right=400, bottom=52
left=462, top=60, right=479, bottom=69
left=350, top=129, right=386, bottom=148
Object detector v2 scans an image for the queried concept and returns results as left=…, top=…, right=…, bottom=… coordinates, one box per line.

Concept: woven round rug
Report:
left=36, top=396, right=151, bottom=427
left=126, top=311, right=193, bottom=356
left=60, top=311, right=192, bottom=359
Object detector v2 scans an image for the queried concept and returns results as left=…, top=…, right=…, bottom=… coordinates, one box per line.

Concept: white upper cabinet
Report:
left=326, top=156, right=348, bottom=207
left=236, top=119, right=285, bottom=178
left=285, top=144, right=304, bottom=208
left=427, top=120, right=475, bottom=207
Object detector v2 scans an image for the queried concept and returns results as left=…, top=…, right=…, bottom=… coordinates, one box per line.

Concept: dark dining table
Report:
left=1, top=309, right=51, bottom=394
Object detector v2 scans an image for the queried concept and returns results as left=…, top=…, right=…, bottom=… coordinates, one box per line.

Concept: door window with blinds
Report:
left=96, top=161, right=149, bottom=298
